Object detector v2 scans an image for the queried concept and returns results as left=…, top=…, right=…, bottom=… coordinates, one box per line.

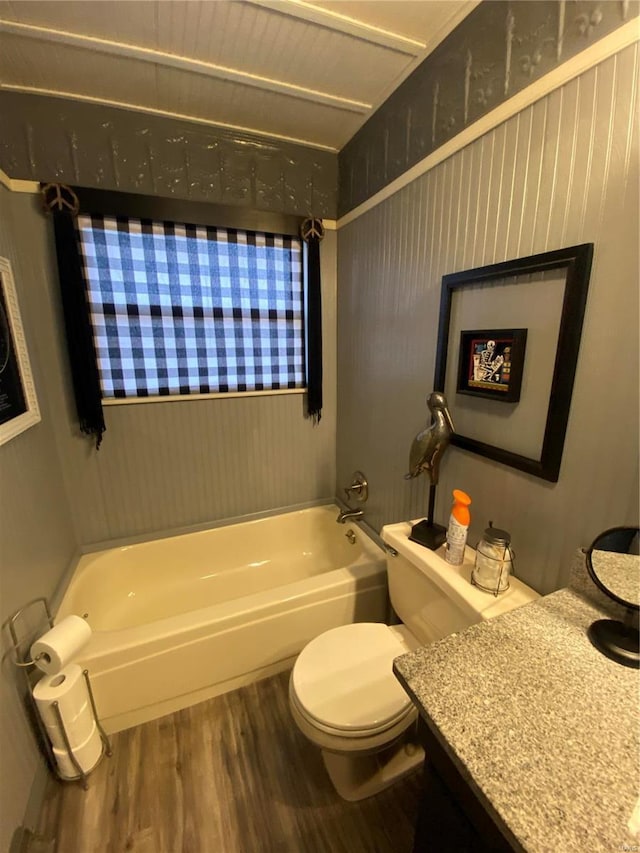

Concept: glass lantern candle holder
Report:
left=472, top=524, right=514, bottom=596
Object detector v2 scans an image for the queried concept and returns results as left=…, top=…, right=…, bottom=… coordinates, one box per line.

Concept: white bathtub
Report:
left=56, top=505, right=388, bottom=733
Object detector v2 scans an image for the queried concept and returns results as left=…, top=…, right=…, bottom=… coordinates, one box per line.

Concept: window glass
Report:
left=76, top=215, right=305, bottom=397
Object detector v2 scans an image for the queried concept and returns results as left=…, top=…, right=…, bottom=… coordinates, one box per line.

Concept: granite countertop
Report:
left=393, top=560, right=640, bottom=852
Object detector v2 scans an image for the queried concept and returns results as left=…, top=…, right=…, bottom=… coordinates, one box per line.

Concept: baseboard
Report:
left=9, top=763, right=55, bottom=853
left=9, top=827, right=55, bottom=853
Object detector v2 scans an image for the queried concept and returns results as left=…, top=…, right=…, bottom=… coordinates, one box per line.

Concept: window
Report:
left=76, top=214, right=305, bottom=398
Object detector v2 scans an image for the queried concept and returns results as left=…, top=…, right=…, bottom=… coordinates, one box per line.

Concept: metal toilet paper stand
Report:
left=8, top=597, right=112, bottom=789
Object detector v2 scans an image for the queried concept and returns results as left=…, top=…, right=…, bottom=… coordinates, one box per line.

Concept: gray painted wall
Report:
left=0, top=186, right=78, bottom=852
left=58, top=230, right=337, bottom=545
left=0, top=19, right=637, bottom=846
left=0, top=114, right=338, bottom=849
left=0, top=93, right=337, bottom=218
left=0, top=120, right=338, bottom=548
left=336, top=44, right=640, bottom=595
left=339, top=0, right=639, bottom=215
left=0, top=187, right=336, bottom=846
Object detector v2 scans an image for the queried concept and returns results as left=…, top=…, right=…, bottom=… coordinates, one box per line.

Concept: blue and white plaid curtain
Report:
left=76, top=215, right=305, bottom=397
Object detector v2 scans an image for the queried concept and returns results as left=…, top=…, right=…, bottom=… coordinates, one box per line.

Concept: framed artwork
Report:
left=434, top=243, right=593, bottom=482
left=0, top=256, right=40, bottom=445
left=457, top=328, right=527, bottom=402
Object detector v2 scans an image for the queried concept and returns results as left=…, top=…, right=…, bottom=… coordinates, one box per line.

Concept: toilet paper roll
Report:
left=44, top=706, right=95, bottom=752
left=33, top=664, right=90, bottom=730
left=30, top=615, right=92, bottom=675
left=53, top=725, right=102, bottom=779
left=31, top=614, right=91, bottom=675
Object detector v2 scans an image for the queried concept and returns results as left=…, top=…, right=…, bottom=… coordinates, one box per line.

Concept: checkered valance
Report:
left=76, top=215, right=305, bottom=398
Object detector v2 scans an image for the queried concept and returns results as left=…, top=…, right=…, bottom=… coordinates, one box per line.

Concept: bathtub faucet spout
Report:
left=336, top=507, right=364, bottom=524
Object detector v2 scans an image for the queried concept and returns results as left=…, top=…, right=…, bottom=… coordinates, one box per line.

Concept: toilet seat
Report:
left=290, top=623, right=413, bottom=738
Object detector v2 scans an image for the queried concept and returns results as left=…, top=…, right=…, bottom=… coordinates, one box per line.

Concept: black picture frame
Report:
left=434, top=243, right=593, bottom=483
left=457, top=328, right=527, bottom=403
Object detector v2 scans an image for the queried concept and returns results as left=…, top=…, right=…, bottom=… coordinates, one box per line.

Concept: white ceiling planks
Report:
left=1, top=34, right=160, bottom=106
left=152, top=62, right=365, bottom=148
left=0, top=0, right=476, bottom=151
left=0, top=1, right=159, bottom=43
left=304, top=0, right=473, bottom=43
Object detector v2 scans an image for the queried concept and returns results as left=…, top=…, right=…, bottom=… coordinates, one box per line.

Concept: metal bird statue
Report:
left=406, top=392, right=455, bottom=485
left=405, top=391, right=455, bottom=550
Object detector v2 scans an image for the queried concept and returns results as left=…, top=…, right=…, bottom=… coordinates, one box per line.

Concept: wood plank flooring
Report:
left=34, top=671, right=422, bottom=853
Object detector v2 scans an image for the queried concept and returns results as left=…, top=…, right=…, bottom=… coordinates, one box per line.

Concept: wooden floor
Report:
left=34, top=671, right=422, bottom=853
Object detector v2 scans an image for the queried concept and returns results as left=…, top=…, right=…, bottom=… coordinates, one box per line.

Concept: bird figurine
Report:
left=406, top=392, right=455, bottom=485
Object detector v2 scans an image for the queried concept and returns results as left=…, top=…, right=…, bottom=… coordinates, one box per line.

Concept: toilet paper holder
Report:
left=8, top=597, right=112, bottom=789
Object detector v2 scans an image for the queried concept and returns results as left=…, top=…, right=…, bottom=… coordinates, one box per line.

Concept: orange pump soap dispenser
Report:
left=445, top=490, right=471, bottom=566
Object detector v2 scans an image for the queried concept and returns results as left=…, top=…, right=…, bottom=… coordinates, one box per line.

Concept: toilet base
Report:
left=321, top=737, right=424, bottom=802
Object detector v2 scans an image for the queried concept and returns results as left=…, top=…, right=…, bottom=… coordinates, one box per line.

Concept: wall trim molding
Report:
left=103, top=388, right=305, bottom=406
left=0, top=169, right=39, bottom=193
left=248, top=0, right=425, bottom=53
left=3, top=17, right=637, bottom=213
left=337, top=18, right=640, bottom=229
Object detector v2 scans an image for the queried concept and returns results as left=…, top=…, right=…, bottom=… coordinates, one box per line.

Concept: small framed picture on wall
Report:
left=456, top=328, right=527, bottom=403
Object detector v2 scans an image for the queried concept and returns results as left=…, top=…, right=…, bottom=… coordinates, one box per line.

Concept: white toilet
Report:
left=289, top=520, right=538, bottom=801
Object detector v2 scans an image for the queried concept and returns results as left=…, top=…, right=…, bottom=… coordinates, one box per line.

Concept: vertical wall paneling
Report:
left=0, top=194, right=337, bottom=550
left=336, top=45, right=640, bottom=594
left=339, top=1, right=640, bottom=214
left=55, top=231, right=337, bottom=545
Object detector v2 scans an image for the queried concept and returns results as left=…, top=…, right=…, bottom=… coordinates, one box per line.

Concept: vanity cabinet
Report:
left=413, top=719, right=516, bottom=852
left=395, top=585, right=639, bottom=853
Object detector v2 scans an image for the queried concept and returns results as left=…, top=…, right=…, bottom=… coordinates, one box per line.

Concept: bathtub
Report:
left=56, top=505, right=388, bottom=733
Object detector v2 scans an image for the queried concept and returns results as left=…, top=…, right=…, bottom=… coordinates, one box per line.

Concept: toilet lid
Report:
left=291, top=623, right=413, bottom=734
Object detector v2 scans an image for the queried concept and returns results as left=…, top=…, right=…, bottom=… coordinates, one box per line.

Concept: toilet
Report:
left=289, top=520, right=539, bottom=801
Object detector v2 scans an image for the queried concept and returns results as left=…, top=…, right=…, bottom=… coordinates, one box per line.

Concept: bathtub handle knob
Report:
left=344, top=471, right=368, bottom=503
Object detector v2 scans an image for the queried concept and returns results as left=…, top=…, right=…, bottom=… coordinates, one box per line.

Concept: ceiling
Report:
left=0, top=0, right=477, bottom=152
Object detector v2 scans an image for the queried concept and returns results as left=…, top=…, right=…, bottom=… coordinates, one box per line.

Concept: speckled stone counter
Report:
left=393, top=562, right=640, bottom=852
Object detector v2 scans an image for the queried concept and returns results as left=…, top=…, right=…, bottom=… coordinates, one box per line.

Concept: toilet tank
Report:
left=381, top=521, right=539, bottom=645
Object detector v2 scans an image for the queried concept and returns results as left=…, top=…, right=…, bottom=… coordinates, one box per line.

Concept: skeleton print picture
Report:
left=457, top=329, right=527, bottom=403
